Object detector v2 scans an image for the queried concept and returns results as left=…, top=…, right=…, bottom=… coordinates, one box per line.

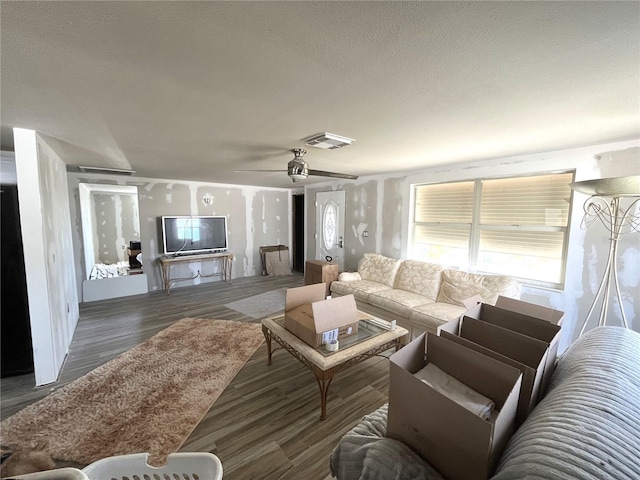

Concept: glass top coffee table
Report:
left=261, top=312, right=409, bottom=420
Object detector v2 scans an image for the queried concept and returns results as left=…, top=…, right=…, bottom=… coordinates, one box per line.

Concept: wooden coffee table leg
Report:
left=314, top=367, right=336, bottom=421
left=262, top=326, right=273, bottom=365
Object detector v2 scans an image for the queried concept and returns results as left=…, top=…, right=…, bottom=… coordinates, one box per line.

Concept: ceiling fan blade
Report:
left=308, top=169, right=358, bottom=180
left=234, top=169, right=287, bottom=173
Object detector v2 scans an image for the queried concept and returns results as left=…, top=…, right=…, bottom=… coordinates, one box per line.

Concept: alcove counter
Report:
left=82, top=274, right=149, bottom=302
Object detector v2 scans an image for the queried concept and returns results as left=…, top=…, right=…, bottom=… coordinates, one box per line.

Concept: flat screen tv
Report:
left=161, top=216, right=228, bottom=256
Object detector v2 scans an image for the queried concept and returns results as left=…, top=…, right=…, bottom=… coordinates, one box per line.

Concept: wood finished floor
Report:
left=0, top=274, right=393, bottom=480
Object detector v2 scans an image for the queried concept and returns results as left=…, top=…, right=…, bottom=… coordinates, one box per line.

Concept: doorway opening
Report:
left=1, top=184, right=34, bottom=377
left=292, top=194, right=305, bottom=272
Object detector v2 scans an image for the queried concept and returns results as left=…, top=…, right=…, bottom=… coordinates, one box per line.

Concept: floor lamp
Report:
left=570, top=175, right=640, bottom=336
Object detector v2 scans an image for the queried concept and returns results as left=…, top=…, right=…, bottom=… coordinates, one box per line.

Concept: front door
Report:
left=315, top=190, right=345, bottom=271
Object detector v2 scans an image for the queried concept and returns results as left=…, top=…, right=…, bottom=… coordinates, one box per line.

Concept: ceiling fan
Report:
left=238, top=148, right=358, bottom=183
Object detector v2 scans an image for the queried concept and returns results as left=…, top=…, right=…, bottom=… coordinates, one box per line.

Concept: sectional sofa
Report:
left=330, top=253, right=521, bottom=338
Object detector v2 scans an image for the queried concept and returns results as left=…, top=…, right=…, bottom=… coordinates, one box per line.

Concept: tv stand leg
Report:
left=161, top=263, right=172, bottom=295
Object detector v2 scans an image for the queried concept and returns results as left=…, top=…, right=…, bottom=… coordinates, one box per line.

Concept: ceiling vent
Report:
left=78, top=166, right=135, bottom=176
left=304, top=132, right=354, bottom=150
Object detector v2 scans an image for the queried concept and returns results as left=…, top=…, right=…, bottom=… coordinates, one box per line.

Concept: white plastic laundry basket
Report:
left=82, top=453, right=223, bottom=480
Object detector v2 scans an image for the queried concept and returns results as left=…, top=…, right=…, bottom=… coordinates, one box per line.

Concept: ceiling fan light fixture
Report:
left=304, top=132, right=354, bottom=150
left=288, top=149, right=309, bottom=181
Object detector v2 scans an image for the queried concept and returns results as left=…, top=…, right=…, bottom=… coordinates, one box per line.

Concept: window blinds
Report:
left=480, top=174, right=572, bottom=226
left=415, top=181, right=474, bottom=223
left=412, top=172, right=574, bottom=286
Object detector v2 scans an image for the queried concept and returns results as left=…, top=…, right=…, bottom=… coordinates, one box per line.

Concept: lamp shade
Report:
left=570, top=175, right=640, bottom=196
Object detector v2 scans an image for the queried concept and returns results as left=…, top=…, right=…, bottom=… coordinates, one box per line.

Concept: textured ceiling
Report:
left=1, top=1, right=639, bottom=188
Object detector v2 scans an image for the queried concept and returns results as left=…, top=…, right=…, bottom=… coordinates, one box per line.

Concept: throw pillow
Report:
left=436, top=269, right=519, bottom=306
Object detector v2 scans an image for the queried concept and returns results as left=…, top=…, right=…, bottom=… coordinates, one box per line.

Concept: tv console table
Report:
left=159, top=252, right=233, bottom=295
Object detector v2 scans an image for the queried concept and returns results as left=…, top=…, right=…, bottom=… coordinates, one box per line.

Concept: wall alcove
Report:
left=79, top=183, right=148, bottom=301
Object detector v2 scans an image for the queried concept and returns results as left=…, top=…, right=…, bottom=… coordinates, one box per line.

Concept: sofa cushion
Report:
left=368, top=289, right=435, bottom=318
left=436, top=269, right=520, bottom=306
left=358, top=253, right=402, bottom=287
left=410, top=302, right=467, bottom=330
left=393, top=260, right=444, bottom=300
left=330, top=279, right=392, bottom=302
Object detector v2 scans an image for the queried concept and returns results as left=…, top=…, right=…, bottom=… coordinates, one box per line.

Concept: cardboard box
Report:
left=462, top=295, right=565, bottom=327
left=284, top=284, right=359, bottom=347
left=462, top=301, right=562, bottom=398
left=495, top=296, right=565, bottom=326
left=387, top=333, right=522, bottom=480
left=438, top=317, right=549, bottom=425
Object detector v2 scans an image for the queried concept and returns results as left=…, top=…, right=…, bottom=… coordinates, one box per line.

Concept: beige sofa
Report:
left=330, top=253, right=520, bottom=338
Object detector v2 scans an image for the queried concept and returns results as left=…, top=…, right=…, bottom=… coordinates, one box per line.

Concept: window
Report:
left=322, top=201, right=337, bottom=250
left=412, top=172, right=574, bottom=287
left=413, top=181, right=474, bottom=267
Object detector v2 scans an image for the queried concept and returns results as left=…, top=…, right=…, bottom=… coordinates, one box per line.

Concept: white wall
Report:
left=305, top=140, right=640, bottom=352
left=14, top=129, right=79, bottom=385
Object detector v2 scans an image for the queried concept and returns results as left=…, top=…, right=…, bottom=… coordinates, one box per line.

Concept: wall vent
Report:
left=78, top=166, right=135, bottom=175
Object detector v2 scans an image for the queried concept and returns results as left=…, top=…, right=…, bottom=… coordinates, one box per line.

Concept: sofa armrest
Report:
left=338, top=271, right=362, bottom=282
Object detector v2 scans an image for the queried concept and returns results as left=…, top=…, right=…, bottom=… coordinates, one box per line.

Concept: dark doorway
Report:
left=1, top=184, right=34, bottom=377
left=292, top=194, right=305, bottom=272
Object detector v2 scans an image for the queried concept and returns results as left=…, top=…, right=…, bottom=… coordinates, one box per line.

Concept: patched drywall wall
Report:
left=382, top=178, right=404, bottom=256
left=304, top=140, right=639, bottom=351
left=251, top=190, right=290, bottom=274
left=14, top=129, right=79, bottom=385
left=68, top=175, right=290, bottom=297
left=345, top=181, right=378, bottom=270
left=306, top=177, right=404, bottom=271
left=91, top=192, right=139, bottom=264
left=37, top=138, right=79, bottom=364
